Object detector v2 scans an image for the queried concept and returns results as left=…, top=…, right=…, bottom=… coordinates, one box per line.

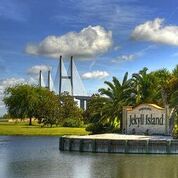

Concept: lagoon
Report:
left=0, top=136, right=178, bottom=178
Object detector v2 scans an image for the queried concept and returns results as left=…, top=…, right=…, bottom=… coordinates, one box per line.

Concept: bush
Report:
left=86, top=123, right=104, bottom=134
left=62, top=118, right=84, bottom=127
left=172, top=126, right=178, bottom=138
left=86, top=123, right=118, bottom=134
left=111, top=127, right=121, bottom=133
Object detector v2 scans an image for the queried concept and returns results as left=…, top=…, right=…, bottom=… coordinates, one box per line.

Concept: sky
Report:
left=0, top=0, right=178, bottom=115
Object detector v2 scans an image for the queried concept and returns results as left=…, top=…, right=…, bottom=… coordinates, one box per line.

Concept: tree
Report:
left=85, top=94, right=112, bottom=133
left=172, top=64, right=178, bottom=78
left=4, top=84, right=84, bottom=127
left=34, top=88, right=62, bottom=127
left=4, top=84, right=39, bottom=125
left=99, top=73, right=132, bottom=129
left=131, top=67, right=158, bottom=104
left=149, top=68, right=171, bottom=106
left=59, top=92, right=83, bottom=127
left=85, top=72, right=132, bottom=133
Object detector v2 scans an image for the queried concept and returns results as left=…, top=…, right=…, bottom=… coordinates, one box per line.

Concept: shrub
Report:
left=86, top=123, right=116, bottom=134
left=62, top=118, right=84, bottom=127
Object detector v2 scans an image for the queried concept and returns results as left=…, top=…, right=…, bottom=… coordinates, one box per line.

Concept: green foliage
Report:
left=4, top=84, right=39, bottom=125
left=85, top=72, right=131, bottom=134
left=131, top=67, right=157, bottom=104
left=3, top=85, right=83, bottom=127
left=85, top=66, right=178, bottom=135
left=86, top=123, right=107, bottom=134
left=86, top=122, right=120, bottom=134
left=149, top=68, right=171, bottom=106
left=172, top=64, right=178, bottom=78
left=170, top=90, right=178, bottom=108
left=0, top=113, right=10, bottom=119
left=34, top=88, right=62, bottom=127
left=58, top=92, right=84, bottom=127
left=62, top=118, right=84, bottom=127
left=3, top=65, right=178, bottom=135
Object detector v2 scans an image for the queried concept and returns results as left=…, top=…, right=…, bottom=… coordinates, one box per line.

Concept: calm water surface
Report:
left=0, top=136, right=178, bottom=178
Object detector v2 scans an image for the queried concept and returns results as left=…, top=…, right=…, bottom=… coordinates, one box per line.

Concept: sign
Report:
left=122, top=104, right=169, bottom=135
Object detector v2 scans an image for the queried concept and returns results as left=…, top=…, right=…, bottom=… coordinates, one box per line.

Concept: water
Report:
left=0, top=136, right=178, bottom=178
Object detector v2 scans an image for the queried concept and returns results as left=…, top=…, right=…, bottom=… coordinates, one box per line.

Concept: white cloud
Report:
left=82, top=70, right=109, bottom=79
left=27, top=65, right=51, bottom=75
left=27, top=65, right=52, bottom=85
left=112, top=44, right=156, bottom=63
left=0, top=78, right=25, bottom=96
left=0, top=78, right=25, bottom=90
left=112, top=54, right=136, bottom=63
left=25, top=25, right=112, bottom=59
left=132, top=18, right=178, bottom=46
left=113, top=46, right=121, bottom=51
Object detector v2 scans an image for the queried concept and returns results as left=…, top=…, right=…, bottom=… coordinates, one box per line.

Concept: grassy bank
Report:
left=0, top=122, right=89, bottom=136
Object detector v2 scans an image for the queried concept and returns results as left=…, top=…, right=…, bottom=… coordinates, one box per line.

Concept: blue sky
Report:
left=0, top=0, right=178, bottom=115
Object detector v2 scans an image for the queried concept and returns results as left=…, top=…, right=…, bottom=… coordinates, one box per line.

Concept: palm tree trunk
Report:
left=169, top=108, right=176, bottom=136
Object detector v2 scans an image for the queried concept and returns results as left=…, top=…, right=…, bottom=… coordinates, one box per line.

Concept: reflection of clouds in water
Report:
left=0, top=137, right=178, bottom=178
left=0, top=136, right=11, bottom=178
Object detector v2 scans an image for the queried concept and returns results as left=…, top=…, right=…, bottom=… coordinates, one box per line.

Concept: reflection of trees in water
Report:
left=88, top=154, right=121, bottom=178
left=84, top=154, right=178, bottom=178
left=2, top=137, right=178, bottom=178
left=114, top=155, right=178, bottom=178
left=3, top=137, right=73, bottom=178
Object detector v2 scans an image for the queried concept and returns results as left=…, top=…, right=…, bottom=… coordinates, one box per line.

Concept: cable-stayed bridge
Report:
left=39, top=56, right=91, bottom=109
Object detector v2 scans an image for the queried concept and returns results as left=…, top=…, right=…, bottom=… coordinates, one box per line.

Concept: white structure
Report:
left=39, top=56, right=90, bottom=110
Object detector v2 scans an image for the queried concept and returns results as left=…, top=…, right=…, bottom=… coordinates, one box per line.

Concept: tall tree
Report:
left=97, top=72, right=132, bottom=130
left=172, top=64, right=178, bottom=78
left=131, top=67, right=157, bottom=104
left=34, top=88, right=62, bottom=127
left=4, top=84, right=39, bottom=125
left=58, top=92, right=83, bottom=126
left=150, top=68, right=171, bottom=106
left=4, top=84, right=84, bottom=127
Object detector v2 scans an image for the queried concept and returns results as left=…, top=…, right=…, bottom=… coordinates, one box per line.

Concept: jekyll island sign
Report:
left=122, top=104, right=169, bottom=135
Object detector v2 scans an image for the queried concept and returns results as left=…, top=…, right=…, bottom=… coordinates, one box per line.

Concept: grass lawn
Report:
left=0, top=122, right=89, bottom=136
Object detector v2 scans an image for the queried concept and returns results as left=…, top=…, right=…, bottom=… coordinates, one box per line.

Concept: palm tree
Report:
left=149, top=68, right=171, bottom=106
left=172, top=64, right=178, bottom=78
left=131, top=67, right=157, bottom=104
left=98, top=72, right=132, bottom=130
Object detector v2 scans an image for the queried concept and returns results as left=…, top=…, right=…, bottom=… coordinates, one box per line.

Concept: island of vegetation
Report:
left=1, top=66, right=178, bottom=137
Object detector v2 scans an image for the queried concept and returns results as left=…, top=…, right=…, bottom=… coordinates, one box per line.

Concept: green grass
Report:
left=0, top=122, right=89, bottom=136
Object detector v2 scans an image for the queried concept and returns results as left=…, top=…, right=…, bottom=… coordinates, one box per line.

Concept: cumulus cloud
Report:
left=25, top=25, right=112, bottom=59
left=112, top=54, right=136, bottom=63
left=131, top=18, right=178, bottom=46
left=0, top=77, right=25, bottom=97
left=0, top=77, right=25, bottom=92
left=82, top=70, right=109, bottom=79
left=27, top=65, right=51, bottom=75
